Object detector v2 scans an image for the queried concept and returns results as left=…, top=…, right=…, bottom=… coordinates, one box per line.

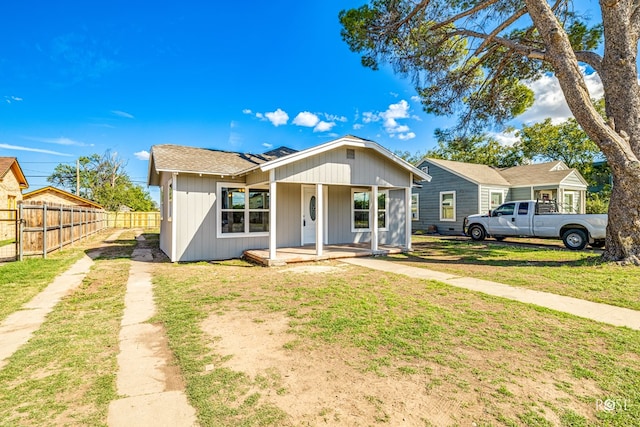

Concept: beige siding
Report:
left=275, top=147, right=408, bottom=187
left=173, top=174, right=272, bottom=261
left=275, top=183, right=302, bottom=247
left=561, top=172, right=587, bottom=189
left=1, top=169, right=23, bottom=240
left=246, top=170, right=269, bottom=186
left=327, top=185, right=406, bottom=246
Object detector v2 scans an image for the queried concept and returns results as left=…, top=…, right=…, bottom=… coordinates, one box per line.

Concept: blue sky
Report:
left=1, top=1, right=602, bottom=202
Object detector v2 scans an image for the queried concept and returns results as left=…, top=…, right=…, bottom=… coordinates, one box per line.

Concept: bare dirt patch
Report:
left=201, top=310, right=600, bottom=426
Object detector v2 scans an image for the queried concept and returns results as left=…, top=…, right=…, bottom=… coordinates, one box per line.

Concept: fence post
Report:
left=43, top=204, right=48, bottom=259
left=18, top=203, right=23, bottom=261
left=70, top=206, right=74, bottom=244
left=60, top=205, right=63, bottom=251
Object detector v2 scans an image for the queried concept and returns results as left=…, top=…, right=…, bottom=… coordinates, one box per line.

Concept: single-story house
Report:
left=22, top=186, right=103, bottom=209
left=147, top=135, right=430, bottom=262
left=412, top=158, right=588, bottom=235
left=0, top=157, right=28, bottom=240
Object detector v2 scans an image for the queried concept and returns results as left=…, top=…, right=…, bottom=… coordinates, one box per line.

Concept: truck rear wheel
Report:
left=562, top=229, right=588, bottom=250
left=469, top=225, right=486, bottom=241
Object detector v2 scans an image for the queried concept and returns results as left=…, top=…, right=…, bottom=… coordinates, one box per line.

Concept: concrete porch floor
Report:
left=243, top=244, right=405, bottom=266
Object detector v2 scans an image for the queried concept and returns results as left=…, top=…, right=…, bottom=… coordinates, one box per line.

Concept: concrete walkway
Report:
left=341, top=257, right=640, bottom=331
left=0, top=229, right=124, bottom=370
left=107, top=234, right=197, bottom=427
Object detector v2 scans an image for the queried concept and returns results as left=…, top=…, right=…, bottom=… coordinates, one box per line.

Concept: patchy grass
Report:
left=152, top=251, right=640, bottom=426
left=385, top=236, right=640, bottom=310
left=0, top=251, right=84, bottom=323
left=0, top=229, right=127, bottom=323
left=0, top=247, right=132, bottom=425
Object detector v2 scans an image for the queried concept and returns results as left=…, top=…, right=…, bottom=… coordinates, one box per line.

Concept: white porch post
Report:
left=371, top=185, right=378, bottom=252
left=316, top=183, right=324, bottom=256
left=269, top=171, right=277, bottom=260
left=405, top=186, right=412, bottom=251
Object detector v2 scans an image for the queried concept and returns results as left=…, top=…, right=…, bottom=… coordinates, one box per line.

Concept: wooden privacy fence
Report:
left=19, top=201, right=107, bottom=260
left=105, top=211, right=160, bottom=228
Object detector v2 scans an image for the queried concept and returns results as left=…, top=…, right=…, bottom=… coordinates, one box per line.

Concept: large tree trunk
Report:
left=605, top=167, right=640, bottom=264
left=526, top=0, right=640, bottom=263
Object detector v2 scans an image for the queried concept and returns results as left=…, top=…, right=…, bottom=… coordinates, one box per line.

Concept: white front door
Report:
left=302, top=186, right=316, bottom=245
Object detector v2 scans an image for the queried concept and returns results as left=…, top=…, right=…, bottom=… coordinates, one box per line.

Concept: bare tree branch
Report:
left=473, top=7, right=528, bottom=57
left=430, top=0, right=501, bottom=32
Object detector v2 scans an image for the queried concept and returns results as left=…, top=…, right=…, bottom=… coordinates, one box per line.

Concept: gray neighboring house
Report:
left=147, top=135, right=430, bottom=262
left=412, top=158, right=588, bottom=235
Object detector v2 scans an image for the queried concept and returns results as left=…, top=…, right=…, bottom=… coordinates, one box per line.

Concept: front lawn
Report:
left=152, top=256, right=640, bottom=426
left=386, top=236, right=640, bottom=311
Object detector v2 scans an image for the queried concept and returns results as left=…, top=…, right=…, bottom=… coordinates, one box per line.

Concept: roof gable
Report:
left=256, top=135, right=431, bottom=181
left=0, top=157, right=28, bottom=188
left=499, top=161, right=580, bottom=187
left=22, top=186, right=103, bottom=209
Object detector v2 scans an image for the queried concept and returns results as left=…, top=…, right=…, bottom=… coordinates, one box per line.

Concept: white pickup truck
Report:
left=463, top=200, right=607, bottom=250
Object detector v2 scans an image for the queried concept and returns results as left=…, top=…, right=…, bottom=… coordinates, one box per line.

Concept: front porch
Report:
left=243, top=243, right=405, bottom=266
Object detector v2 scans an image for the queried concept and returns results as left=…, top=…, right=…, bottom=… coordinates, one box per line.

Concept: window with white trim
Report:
left=351, top=189, right=388, bottom=231
left=218, top=184, right=269, bottom=236
left=167, top=179, right=173, bottom=221
left=489, top=190, right=503, bottom=210
left=440, top=191, right=456, bottom=221
left=160, top=186, right=164, bottom=220
left=377, top=192, right=387, bottom=230
left=411, top=194, right=419, bottom=221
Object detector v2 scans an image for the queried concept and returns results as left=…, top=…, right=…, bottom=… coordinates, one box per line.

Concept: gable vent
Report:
left=346, top=149, right=355, bottom=159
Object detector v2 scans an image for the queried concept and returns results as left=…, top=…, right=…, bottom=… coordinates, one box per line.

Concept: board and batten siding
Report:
left=275, top=147, right=409, bottom=187
left=561, top=171, right=586, bottom=188
left=171, top=174, right=269, bottom=261
left=412, top=161, right=479, bottom=235
left=275, top=183, right=302, bottom=247
left=327, top=185, right=406, bottom=246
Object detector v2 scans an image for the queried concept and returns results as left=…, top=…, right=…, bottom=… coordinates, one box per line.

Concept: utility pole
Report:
left=76, top=159, right=80, bottom=195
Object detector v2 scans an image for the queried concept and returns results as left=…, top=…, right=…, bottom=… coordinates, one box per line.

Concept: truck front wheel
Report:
left=469, top=225, right=486, bottom=241
left=562, top=229, right=588, bottom=250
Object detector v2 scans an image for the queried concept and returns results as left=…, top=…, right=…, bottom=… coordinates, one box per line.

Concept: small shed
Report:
left=22, top=186, right=103, bottom=210
left=0, top=157, right=28, bottom=240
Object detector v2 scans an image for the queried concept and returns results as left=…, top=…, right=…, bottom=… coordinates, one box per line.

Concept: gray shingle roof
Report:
left=498, top=161, right=573, bottom=186
left=425, top=158, right=581, bottom=187
left=150, top=144, right=297, bottom=176
left=426, top=158, right=511, bottom=186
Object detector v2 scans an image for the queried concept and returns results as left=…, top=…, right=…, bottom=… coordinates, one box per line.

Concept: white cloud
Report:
left=4, top=95, right=23, bottom=104
left=490, top=130, right=519, bottom=146
left=242, top=109, right=253, bottom=114
left=0, top=143, right=72, bottom=156
left=362, top=111, right=379, bottom=123
left=313, top=121, right=336, bottom=132
left=398, top=132, right=416, bottom=141
left=256, top=112, right=265, bottom=119
left=518, top=69, right=603, bottom=124
left=411, top=95, right=421, bottom=103
left=262, top=142, right=273, bottom=149
left=353, top=123, right=364, bottom=130
left=111, top=110, right=135, bottom=119
left=390, top=92, right=399, bottom=98
left=293, top=111, right=320, bottom=127
left=323, top=113, right=347, bottom=122
left=24, top=136, right=91, bottom=147
left=357, top=100, right=416, bottom=138
left=134, top=150, right=150, bottom=160
left=265, top=108, right=289, bottom=126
